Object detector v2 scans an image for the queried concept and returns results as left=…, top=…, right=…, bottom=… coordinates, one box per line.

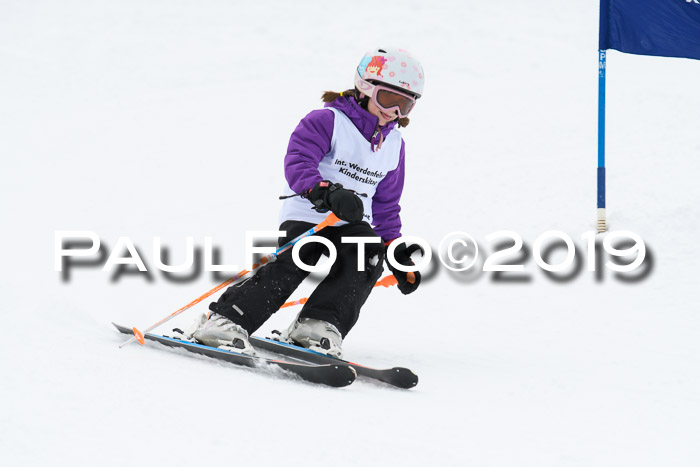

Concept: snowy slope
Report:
left=2, top=1, right=699, bottom=466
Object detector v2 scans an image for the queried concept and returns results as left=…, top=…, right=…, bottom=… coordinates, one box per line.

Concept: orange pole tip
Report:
left=407, top=272, right=416, bottom=284
left=132, top=327, right=145, bottom=345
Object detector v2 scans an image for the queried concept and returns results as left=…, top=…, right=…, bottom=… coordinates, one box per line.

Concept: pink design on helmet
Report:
left=355, top=47, right=425, bottom=98
left=364, top=55, right=388, bottom=79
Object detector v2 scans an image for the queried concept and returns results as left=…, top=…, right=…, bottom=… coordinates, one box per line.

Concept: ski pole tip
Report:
left=132, top=327, right=145, bottom=345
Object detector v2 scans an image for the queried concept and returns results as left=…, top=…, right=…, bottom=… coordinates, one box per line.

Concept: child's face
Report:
left=367, top=98, right=398, bottom=126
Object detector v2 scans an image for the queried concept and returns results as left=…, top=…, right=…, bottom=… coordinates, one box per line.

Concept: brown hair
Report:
left=321, top=90, right=410, bottom=128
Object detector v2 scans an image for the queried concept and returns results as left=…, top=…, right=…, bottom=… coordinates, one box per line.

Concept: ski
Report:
left=113, top=323, right=356, bottom=388
left=249, top=336, right=419, bottom=389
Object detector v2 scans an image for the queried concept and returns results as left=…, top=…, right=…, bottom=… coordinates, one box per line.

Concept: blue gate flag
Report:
left=599, top=0, right=700, bottom=60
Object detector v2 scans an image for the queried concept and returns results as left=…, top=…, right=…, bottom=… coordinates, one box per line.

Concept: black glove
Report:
left=305, top=180, right=364, bottom=223
left=385, top=242, right=423, bottom=295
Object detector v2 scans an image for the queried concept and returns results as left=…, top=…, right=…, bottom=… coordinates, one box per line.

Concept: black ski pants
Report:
left=209, top=220, right=385, bottom=337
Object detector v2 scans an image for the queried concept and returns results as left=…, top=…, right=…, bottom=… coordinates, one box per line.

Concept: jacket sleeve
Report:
left=284, top=109, right=335, bottom=193
left=372, top=139, right=405, bottom=243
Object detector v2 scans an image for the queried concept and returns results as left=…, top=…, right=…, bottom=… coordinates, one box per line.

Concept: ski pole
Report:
left=119, top=213, right=341, bottom=348
left=279, top=275, right=398, bottom=309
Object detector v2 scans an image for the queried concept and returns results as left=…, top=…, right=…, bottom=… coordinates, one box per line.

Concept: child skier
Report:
left=189, top=47, right=425, bottom=357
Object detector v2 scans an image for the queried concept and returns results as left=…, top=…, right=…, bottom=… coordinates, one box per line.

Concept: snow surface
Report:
left=2, top=1, right=700, bottom=466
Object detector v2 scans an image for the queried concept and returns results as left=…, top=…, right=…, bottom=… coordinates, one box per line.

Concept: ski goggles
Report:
left=354, top=74, right=417, bottom=118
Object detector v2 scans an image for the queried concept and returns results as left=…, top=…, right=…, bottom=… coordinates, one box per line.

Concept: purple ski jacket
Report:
left=283, top=96, right=405, bottom=243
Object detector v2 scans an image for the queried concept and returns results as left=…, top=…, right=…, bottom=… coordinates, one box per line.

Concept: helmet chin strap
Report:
left=355, top=92, right=369, bottom=109
left=349, top=88, right=386, bottom=151
left=371, top=124, right=384, bottom=152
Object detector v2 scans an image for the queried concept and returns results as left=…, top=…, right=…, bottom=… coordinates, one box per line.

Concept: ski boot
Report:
left=190, top=312, right=256, bottom=356
left=166, top=312, right=207, bottom=342
left=277, top=314, right=344, bottom=358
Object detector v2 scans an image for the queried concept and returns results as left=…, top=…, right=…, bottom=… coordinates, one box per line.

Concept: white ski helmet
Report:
left=355, top=47, right=425, bottom=98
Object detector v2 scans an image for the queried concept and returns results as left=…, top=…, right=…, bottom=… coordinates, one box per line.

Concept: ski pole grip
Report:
left=407, top=272, right=416, bottom=284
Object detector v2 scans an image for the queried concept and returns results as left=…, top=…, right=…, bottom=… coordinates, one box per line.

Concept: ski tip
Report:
left=132, top=327, right=145, bottom=345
